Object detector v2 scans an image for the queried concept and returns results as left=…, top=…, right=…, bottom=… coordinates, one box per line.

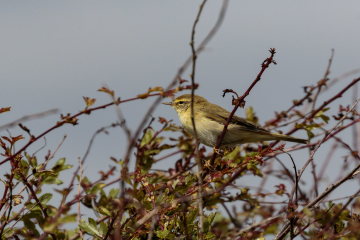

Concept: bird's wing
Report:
left=202, top=105, right=270, bottom=133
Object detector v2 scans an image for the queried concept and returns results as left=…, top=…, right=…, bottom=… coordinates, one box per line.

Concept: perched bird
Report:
left=163, top=94, right=307, bottom=148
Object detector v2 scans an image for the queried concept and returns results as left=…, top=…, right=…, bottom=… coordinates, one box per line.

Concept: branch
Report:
left=208, top=48, right=277, bottom=168
left=275, top=160, right=360, bottom=239
left=289, top=97, right=360, bottom=200
left=190, top=1, right=208, bottom=239
left=0, top=109, right=59, bottom=131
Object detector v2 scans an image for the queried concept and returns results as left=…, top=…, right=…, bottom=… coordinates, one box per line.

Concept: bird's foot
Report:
left=204, top=159, right=216, bottom=171
left=213, top=146, right=224, bottom=156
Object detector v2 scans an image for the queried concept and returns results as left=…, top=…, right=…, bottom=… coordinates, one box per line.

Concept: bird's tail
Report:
left=269, top=132, right=308, bottom=144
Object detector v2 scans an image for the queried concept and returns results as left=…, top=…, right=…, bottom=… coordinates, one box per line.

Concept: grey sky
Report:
left=1, top=0, right=360, bottom=226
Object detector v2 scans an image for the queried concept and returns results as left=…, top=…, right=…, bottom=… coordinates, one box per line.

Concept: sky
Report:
left=1, top=0, right=360, bottom=229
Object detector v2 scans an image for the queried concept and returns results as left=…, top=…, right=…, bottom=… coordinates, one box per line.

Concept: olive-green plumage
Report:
left=163, top=94, right=307, bottom=148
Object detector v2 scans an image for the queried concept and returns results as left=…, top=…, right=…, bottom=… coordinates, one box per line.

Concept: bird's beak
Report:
left=162, top=102, right=173, bottom=106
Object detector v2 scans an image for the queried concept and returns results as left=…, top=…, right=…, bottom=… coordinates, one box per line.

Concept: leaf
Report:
left=306, top=129, right=314, bottom=139
left=208, top=212, right=216, bottom=225
left=223, top=147, right=240, bottom=160
left=138, top=86, right=163, bottom=99
left=0, top=107, right=11, bottom=114
left=30, top=156, right=38, bottom=167
left=3, top=135, right=25, bottom=145
left=185, top=175, right=192, bottom=185
left=108, top=188, right=119, bottom=199
left=245, top=106, right=259, bottom=124
left=83, top=96, right=96, bottom=108
left=54, top=158, right=66, bottom=167
left=43, top=176, right=63, bottom=185
left=172, top=179, right=180, bottom=189
left=89, top=217, right=97, bottom=230
left=59, top=214, right=77, bottom=223
left=99, top=222, right=108, bottom=236
left=90, top=183, right=106, bottom=194
left=98, top=206, right=111, bottom=217
left=23, top=218, right=40, bottom=237
left=137, top=92, right=150, bottom=99
left=320, top=114, right=330, bottom=124
left=98, top=87, right=114, bottom=97
left=186, top=208, right=199, bottom=226
left=314, top=109, right=330, bottom=124
left=52, top=158, right=73, bottom=172
left=203, top=215, right=210, bottom=234
left=39, top=193, right=53, bottom=205
left=140, top=130, right=153, bottom=147
left=155, top=226, right=171, bottom=238
left=79, top=219, right=102, bottom=240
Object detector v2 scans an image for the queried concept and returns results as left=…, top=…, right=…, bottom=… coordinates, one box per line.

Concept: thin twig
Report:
left=0, top=109, right=59, bottom=131
left=77, top=158, right=85, bottom=240
left=311, top=49, right=334, bottom=111
left=190, top=1, right=207, bottom=239
left=208, top=48, right=277, bottom=169
left=2, top=194, right=52, bottom=236
left=289, top=97, right=360, bottom=200
left=275, top=160, right=360, bottom=239
left=281, top=150, right=298, bottom=202
left=235, top=215, right=283, bottom=236
left=42, top=134, right=67, bottom=169
left=147, top=217, right=157, bottom=240
left=322, top=188, right=360, bottom=233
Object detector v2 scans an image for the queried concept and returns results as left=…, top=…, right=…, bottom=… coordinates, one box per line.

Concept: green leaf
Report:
left=172, top=179, right=180, bottom=189
left=39, top=193, right=53, bottom=205
left=43, top=176, right=63, bottom=185
left=203, top=214, right=210, bottom=234
left=187, top=208, right=199, bottom=226
left=98, top=206, right=111, bottom=217
left=90, top=183, right=106, bottom=195
left=79, top=218, right=102, bottom=239
left=306, top=129, right=315, bottom=139
left=155, top=226, right=171, bottom=238
left=54, top=158, right=66, bottom=167
left=245, top=106, right=258, bottom=124
left=99, top=222, right=108, bottom=236
left=208, top=212, right=216, bottom=225
left=185, top=174, right=192, bottom=185
left=52, top=158, right=73, bottom=172
left=223, top=147, right=240, bottom=160
left=205, top=232, right=217, bottom=239
left=89, top=217, right=97, bottom=230
left=23, top=218, right=40, bottom=237
left=320, top=114, right=330, bottom=124
left=108, top=188, right=119, bottom=199
left=30, top=156, right=38, bottom=167
left=141, top=130, right=153, bottom=147
left=59, top=214, right=77, bottom=223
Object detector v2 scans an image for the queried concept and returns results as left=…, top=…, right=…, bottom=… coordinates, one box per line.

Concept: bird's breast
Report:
left=178, top=112, right=221, bottom=147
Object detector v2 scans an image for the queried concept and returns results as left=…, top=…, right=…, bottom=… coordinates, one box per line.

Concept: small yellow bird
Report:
left=163, top=94, right=307, bottom=148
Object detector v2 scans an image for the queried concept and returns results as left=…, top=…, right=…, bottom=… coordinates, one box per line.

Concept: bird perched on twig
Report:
left=163, top=94, right=307, bottom=148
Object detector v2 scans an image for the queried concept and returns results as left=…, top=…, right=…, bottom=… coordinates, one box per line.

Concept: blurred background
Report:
left=1, top=0, right=360, bottom=227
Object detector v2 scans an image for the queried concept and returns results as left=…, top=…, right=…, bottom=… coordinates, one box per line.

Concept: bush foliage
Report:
left=1, top=1, right=360, bottom=240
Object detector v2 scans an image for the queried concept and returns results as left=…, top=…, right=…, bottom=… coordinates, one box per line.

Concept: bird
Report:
left=162, top=94, right=307, bottom=148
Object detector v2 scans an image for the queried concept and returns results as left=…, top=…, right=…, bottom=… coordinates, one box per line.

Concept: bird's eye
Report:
left=179, top=101, right=184, bottom=104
